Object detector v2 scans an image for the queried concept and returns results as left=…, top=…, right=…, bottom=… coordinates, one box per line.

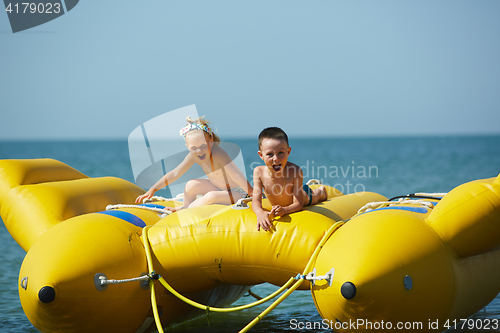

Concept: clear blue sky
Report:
left=1, top=1, right=499, bottom=140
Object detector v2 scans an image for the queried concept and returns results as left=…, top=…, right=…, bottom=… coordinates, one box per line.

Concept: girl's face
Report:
left=185, top=131, right=214, bottom=162
left=258, top=138, right=291, bottom=176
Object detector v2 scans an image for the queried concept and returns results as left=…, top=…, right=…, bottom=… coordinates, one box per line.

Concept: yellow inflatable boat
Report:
left=1, top=158, right=499, bottom=333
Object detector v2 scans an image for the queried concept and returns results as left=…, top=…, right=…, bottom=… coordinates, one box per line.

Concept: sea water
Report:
left=1, top=136, right=500, bottom=332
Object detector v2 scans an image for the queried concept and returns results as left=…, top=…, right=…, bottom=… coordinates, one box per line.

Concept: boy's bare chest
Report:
left=262, top=175, right=294, bottom=197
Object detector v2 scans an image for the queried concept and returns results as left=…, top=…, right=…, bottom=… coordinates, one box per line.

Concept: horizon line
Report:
left=1, top=132, right=500, bottom=142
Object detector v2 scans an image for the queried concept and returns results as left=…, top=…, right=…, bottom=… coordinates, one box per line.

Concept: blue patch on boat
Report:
left=96, top=210, right=146, bottom=228
left=373, top=206, right=429, bottom=214
left=138, top=204, right=167, bottom=209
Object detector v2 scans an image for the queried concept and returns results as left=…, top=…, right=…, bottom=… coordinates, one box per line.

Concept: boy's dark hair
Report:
left=258, top=127, right=289, bottom=149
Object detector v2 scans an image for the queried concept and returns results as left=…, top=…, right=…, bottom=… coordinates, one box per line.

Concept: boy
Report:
left=252, top=127, right=327, bottom=231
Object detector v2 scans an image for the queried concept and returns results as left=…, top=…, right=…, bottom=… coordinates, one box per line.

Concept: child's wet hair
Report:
left=258, top=127, right=289, bottom=149
left=183, top=116, right=220, bottom=145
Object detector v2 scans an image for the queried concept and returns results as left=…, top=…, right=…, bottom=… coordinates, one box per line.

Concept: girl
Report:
left=135, top=117, right=253, bottom=211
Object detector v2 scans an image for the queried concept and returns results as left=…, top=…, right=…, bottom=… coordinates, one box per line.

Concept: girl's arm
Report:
left=215, top=148, right=253, bottom=195
left=135, top=153, right=194, bottom=203
left=223, top=160, right=253, bottom=195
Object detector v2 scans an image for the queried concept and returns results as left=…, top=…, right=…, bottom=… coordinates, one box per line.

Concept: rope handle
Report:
left=306, top=179, right=322, bottom=185
left=144, top=193, right=184, bottom=203
left=357, top=198, right=435, bottom=215
left=234, top=196, right=253, bottom=208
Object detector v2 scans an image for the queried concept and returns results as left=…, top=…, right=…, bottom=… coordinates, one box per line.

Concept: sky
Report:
left=1, top=1, right=500, bottom=140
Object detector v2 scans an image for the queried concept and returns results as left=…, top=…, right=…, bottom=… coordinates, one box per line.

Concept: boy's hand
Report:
left=256, top=211, right=273, bottom=232
left=270, top=205, right=285, bottom=219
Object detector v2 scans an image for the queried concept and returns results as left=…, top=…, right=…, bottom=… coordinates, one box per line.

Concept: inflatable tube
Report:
left=0, top=159, right=144, bottom=251
left=311, top=174, right=500, bottom=332
left=0, top=159, right=384, bottom=332
left=2, top=159, right=500, bottom=333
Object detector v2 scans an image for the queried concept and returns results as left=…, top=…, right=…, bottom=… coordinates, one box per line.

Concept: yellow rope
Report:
left=238, top=221, right=344, bottom=333
left=142, top=226, right=165, bottom=333
left=158, top=276, right=296, bottom=313
left=140, top=226, right=296, bottom=330
left=141, top=220, right=344, bottom=332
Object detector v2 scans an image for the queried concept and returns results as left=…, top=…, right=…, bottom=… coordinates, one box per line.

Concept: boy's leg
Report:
left=310, top=185, right=328, bottom=205
left=302, top=184, right=314, bottom=206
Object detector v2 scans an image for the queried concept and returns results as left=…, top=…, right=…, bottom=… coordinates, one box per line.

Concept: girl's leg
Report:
left=188, top=188, right=246, bottom=208
left=167, top=179, right=219, bottom=212
left=184, top=179, right=219, bottom=204
left=168, top=180, right=247, bottom=211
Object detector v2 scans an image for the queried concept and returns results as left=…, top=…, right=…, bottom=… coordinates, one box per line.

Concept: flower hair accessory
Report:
left=179, top=123, right=213, bottom=138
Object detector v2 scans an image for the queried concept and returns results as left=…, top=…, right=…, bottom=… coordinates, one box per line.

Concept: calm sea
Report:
left=1, top=136, right=500, bottom=332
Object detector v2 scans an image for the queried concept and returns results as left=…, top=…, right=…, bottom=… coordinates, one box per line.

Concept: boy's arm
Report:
left=252, top=167, right=273, bottom=231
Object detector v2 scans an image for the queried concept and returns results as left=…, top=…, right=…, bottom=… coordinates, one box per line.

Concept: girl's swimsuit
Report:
left=229, top=187, right=249, bottom=198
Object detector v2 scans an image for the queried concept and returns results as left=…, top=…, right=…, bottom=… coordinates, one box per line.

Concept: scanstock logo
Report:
left=4, top=0, right=79, bottom=33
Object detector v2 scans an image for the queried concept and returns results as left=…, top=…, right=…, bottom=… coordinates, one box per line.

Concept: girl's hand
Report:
left=135, top=189, right=155, bottom=204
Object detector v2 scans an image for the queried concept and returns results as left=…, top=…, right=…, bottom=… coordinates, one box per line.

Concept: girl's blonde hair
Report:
left=180, top=116, right=220, bottom=145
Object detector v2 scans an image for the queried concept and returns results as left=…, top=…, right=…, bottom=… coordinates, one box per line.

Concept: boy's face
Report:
left=258, top=138, right=291, bottom=176
left=185, top=131, right=213, bottom=162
